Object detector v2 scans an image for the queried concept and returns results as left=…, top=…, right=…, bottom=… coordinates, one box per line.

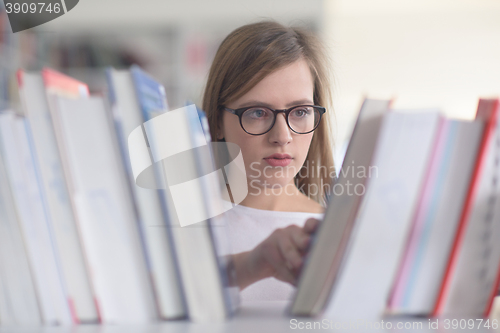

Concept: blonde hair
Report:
left=202, top=21, right=335, bottom=205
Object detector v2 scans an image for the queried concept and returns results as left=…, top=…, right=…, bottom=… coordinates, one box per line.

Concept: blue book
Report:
left=106, top=67, right=187, bottom=320
left=186, top=105, right=239, bottom=317
left=129, top=65, right=173, bottom=221
left=131, top=65, right=169, bottom=121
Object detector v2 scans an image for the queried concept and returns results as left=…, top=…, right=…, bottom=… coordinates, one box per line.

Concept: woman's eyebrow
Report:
left=236, top=101, right=273, bottom=108
left=236, top=99, right=314, bottom=109
left=286, top=99, right=314, bottom=107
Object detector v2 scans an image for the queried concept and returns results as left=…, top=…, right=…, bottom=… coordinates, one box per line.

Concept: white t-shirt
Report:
left=222, top=204, right=324, bottom=302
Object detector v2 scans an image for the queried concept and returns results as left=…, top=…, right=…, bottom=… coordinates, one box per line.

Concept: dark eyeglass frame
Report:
left=223, top=104, right=326, bottom=136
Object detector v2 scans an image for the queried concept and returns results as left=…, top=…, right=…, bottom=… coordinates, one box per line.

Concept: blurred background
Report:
left=1, top=0, right=500, bottom=165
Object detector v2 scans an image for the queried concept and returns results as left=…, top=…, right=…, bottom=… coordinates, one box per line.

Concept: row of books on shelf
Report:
left=0, top=66, right=237, bottom=326
left=291, top=98, right=500, bottom=321
left=1, top=64, right=500, bottom=327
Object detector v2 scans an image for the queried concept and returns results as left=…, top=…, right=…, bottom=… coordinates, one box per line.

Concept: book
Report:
left=18, top=69, right=98, bottom=323
left=322, top=110, right=443, bottom=320
left=50, top=95, right=158, bottom=324
left=190, top=106, right=240, bottom=314
left=106, top=68, right=187, bottom=320
left=127, top=65, right=239, bottom=321
left=140, top=103, right=234, bottom=322
left=0, top=112, right=40, bottom=326
left=127, top=65, right=170, bottom=191
left=388, top=117, right=484, bottom=315
left=0, top=112, right=72, bottom=325
left=290, top=99, right=391, bottom=316
left=130, top=65, right=169, bottom=120
left=434, top=99, right=500, bottom=317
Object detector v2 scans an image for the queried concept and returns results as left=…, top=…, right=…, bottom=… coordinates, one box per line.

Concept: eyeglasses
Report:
left=223, top=104, right=326, bottom=136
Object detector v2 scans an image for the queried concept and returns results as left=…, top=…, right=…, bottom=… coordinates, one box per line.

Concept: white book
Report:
left=0, top=112, right=72, bottom=325
left=18, top=71, right=98, bottom=323
left=106, top=68, right=186, bottom=319
left=290, top=99, right=391, bottom=316
left=389, top=118, right=483, bottom=315
left=140, top=104, right=232, bottom=322
left=322, top=111, right=442, bottom=320
left=52, top=96, right=157, bottom=324
left=438, top=100, right=500, bottom=317
left=0, top=116, right=40, bottom=326
left=187, top=106, right=240, bottom=315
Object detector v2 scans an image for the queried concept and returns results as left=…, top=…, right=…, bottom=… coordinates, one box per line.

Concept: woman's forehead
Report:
left=230, top=59, right=314, bottom=108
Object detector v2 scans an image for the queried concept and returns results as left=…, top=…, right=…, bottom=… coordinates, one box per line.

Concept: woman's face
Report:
left=221, top=59, right=315, bottom=190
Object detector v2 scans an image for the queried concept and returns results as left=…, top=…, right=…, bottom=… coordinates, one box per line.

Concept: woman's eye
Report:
left=247, top=108, right=269, bottom=118
left=291, top=108, right=311, bottom=118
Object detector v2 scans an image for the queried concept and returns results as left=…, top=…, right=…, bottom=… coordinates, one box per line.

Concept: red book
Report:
left=42, top=67, right=89, bottom=97
left=434, top=98, right=500, bottom=317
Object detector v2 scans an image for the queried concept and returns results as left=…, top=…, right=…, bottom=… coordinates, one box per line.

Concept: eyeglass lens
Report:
left=241, top=106, right=320, bottom=135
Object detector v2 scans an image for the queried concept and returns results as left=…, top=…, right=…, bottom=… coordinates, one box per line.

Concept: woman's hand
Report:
left=231, top=218, right=320, bottom=290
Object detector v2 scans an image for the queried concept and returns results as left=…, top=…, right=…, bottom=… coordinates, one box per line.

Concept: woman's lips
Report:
left=263, top=153, right=293, bottom=167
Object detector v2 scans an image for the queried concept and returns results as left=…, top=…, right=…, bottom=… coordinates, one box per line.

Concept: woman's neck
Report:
left=238, top=180, right=324, bottom=213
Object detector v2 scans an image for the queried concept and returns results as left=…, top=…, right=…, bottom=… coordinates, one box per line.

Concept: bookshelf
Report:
left=1, top=301, right=499, bottom=332
left=2, top=2, right=500, bottom=329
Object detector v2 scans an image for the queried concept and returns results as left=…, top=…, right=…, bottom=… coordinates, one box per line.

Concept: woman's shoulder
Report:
left=282, top=192, right=325, bottom=214
left=296, top=196, right=324, bottom=214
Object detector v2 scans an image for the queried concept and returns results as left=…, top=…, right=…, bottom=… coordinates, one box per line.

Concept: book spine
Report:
left=105, top=68, right=159, bottom=317
left=433, top=99, right=500, bottom=315
left=388, top=116, right=445, bottom=310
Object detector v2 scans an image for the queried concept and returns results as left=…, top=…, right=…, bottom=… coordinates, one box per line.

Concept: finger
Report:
left=274, top=266, right=297, bottom=285
left=278, top=237, right=303, bottom=270
left=260, top=233, right=295, bottom=285
left=289, top=228, right=310, bottom=252
left=272, top=254, right=297, bottom=285
left=303, top=218, right=320, bottom=234
left=264, top=243, right=297, bottom=285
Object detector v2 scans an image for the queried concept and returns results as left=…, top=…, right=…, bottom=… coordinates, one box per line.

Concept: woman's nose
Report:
left=268, top=113, right=292, bottom=145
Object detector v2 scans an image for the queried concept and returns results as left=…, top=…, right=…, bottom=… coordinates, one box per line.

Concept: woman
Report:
left=202, top=21, right=335, bottom=302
